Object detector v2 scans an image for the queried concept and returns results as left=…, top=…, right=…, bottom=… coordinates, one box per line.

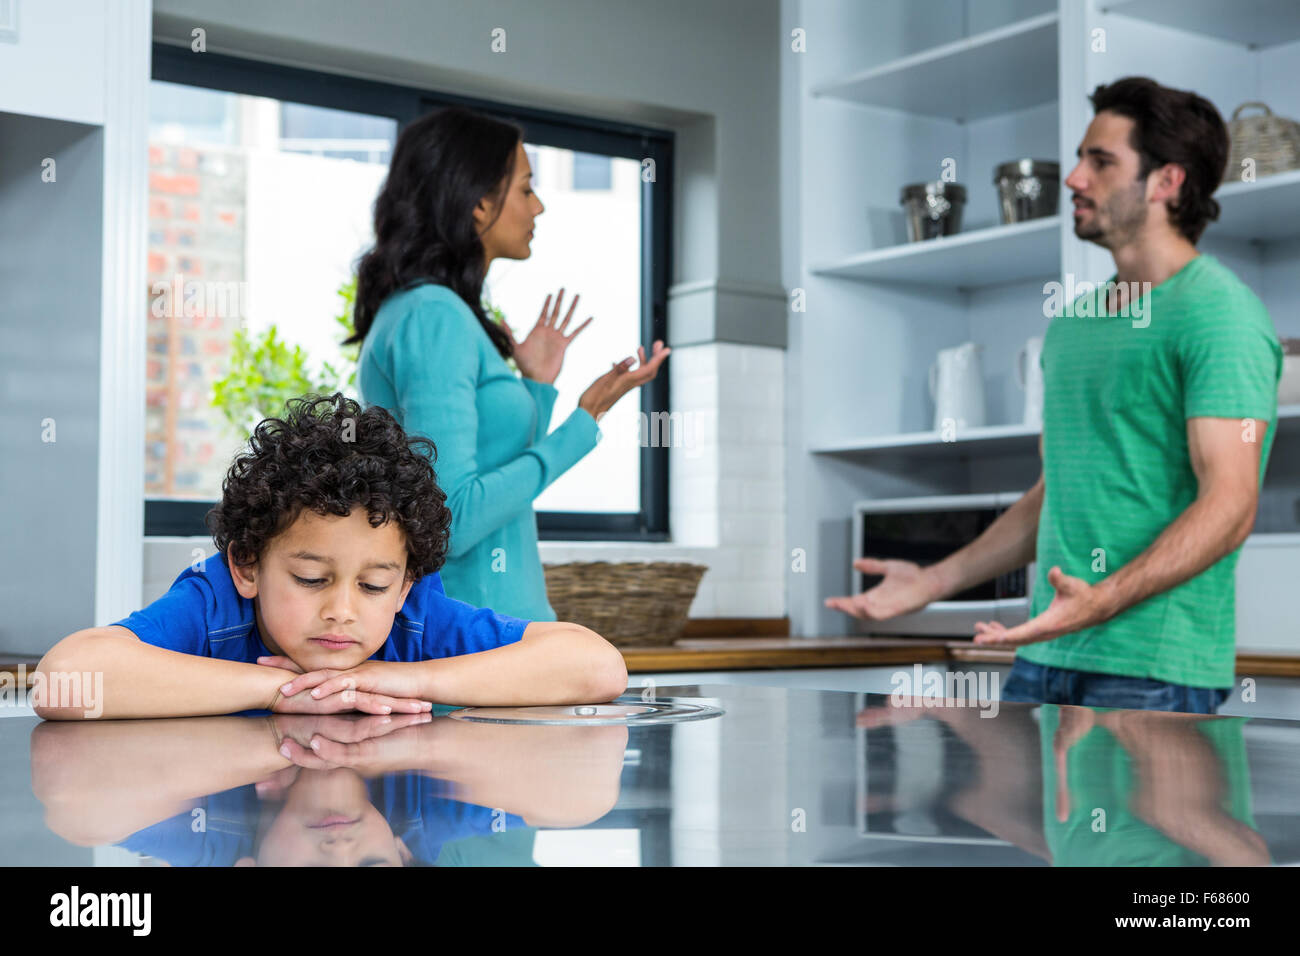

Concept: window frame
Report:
left=146, top=42, right=672, bottom=542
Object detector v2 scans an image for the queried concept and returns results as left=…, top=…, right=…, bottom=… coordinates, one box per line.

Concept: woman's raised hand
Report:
left=508, top=287, right=593, bottom=385
left=578, top=340, right=671, bottom=421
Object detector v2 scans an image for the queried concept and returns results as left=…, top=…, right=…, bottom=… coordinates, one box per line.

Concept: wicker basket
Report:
left=543, top=561, right=708, bottom=647
left=1225, top=102, right=1300, bottom=183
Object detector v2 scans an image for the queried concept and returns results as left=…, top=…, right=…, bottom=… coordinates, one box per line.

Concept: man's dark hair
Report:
left=207, top=393, right=450, bottom=580
left=1088, top=75, right=1228, bottom=244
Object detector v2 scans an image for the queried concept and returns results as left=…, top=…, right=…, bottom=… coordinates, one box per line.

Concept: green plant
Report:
left=210, top=278, right=514, bottom=437
left=210, top=276, right=360, bottom=436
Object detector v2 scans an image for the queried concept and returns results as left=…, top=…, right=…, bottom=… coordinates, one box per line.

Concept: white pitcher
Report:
left=929, top=342, right=986, bottom=431
left=1016, top=336, right=1045, bottom=427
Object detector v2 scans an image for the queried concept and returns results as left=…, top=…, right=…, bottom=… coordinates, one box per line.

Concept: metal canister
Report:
left=900, top=181, right=967, bottom=241
left=993, top=159, right=1060, bottom=224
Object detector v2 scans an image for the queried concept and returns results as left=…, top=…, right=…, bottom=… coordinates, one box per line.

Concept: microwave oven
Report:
left=851, top=492, right=1034, bottom=637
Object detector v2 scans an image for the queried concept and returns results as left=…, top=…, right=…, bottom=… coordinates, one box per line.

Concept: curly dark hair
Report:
left=206, top=393, right=451, bottom=581
left=1088, top=76, right=1228, bottom=244
left=344, top=105, right=523, bottom=359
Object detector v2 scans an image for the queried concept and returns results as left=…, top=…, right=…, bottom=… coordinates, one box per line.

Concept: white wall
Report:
left=0, top=0, right=151, bottom=654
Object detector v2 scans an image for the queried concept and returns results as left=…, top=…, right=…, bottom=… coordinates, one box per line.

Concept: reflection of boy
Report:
left=117, top=770, right=532, bottom=867
left=35, top=393, right=626, bottom=719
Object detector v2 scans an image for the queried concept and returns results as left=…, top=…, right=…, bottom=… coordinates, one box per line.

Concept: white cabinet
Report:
left=0, top=0, right=107, bottom=125
left=0, top=0, right=149, bottom=652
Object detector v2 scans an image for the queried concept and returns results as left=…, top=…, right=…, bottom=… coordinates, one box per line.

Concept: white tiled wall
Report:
left=142, top=341, right=788, bottom=619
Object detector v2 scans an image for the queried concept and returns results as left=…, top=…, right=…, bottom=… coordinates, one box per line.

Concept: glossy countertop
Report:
left=2, top=683, right=1296, bottom=866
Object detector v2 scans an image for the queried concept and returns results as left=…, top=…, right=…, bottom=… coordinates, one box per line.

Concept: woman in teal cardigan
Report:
left=345, top=106, right=669, bottom=620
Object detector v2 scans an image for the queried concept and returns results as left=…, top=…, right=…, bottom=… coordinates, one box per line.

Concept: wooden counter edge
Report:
left=3, top=645, right=1299, bottom=685
left=618, top=640, right=1300, bottom=677
left=618, top=639, right=950, bottom=672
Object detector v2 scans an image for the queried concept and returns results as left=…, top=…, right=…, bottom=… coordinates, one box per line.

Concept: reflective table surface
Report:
left=2, top=684, right=1297, bottom=866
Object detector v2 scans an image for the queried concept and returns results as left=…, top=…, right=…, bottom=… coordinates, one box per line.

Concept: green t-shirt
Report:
left=1020, top=254, right=1282, bottom=688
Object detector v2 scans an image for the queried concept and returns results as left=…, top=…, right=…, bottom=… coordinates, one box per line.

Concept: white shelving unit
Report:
left=1100, top=0, right=1300, bottom=49
left=812, top=422, right=1040, bottom=460
left=812, top=406, right=1300, bottom=461
left=1212, top=168, right=1300, bottom=242
left=810, top=217, right=1061, bottom=290
left=786, top=0, right=1300, bottom=638
left=811, top=11, right=1060, bottom=121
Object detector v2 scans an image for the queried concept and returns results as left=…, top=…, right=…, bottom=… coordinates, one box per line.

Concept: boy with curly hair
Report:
left=35, top=394, right=627, bottom=719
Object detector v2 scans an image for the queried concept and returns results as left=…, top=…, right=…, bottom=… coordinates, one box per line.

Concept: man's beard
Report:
left=1075, top=179, right=1148, bottom=247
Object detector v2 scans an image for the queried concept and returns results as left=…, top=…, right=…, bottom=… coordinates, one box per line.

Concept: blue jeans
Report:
left=999, top=657, right=1230, bottom=714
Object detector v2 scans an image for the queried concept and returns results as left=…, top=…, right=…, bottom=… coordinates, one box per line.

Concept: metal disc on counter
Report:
left=446, top=696, right=724, bottom=725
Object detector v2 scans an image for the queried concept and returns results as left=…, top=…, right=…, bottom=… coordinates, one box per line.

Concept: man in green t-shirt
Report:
left=827, top=76, right=1282, bottom=714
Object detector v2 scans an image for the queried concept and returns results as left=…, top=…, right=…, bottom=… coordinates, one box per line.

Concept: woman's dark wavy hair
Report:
left=1089, top=76, right=1228, bottom=244
left=345, top=105, right=524, bottom=358
left=206, top=393, right=451, bottom=581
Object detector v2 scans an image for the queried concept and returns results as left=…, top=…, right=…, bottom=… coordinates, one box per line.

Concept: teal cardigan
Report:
left=357, top=282, right=601, bottom=620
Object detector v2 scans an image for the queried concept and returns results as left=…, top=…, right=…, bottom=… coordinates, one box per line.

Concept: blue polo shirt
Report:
left=111, top=552, right=530, bottom=662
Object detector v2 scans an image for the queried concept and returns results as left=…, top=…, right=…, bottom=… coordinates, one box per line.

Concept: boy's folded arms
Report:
left=33, top=625, right=432, bottom=720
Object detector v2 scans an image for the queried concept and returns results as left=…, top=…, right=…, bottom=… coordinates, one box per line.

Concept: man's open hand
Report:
left=972, top=566, right=1113, bottom=647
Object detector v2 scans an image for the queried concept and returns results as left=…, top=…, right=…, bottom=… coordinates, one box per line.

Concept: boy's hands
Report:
left=260, top=658, right=431, bottom=715
left=274, top=661, right=431, bottom=714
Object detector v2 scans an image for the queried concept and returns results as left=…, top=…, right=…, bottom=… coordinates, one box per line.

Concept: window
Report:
left=484, top=143, right=641, bottom=514
left=571, top=151, right=613, bottom=190
left=146, top=81, right=392, bottom=501
left=146, top=45, right=671, bottom=540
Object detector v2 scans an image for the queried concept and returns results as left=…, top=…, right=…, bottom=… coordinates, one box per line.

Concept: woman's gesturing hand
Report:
left=578, top=340, right=671, bottom=421
left=508, top=287, right=593, bottom=385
